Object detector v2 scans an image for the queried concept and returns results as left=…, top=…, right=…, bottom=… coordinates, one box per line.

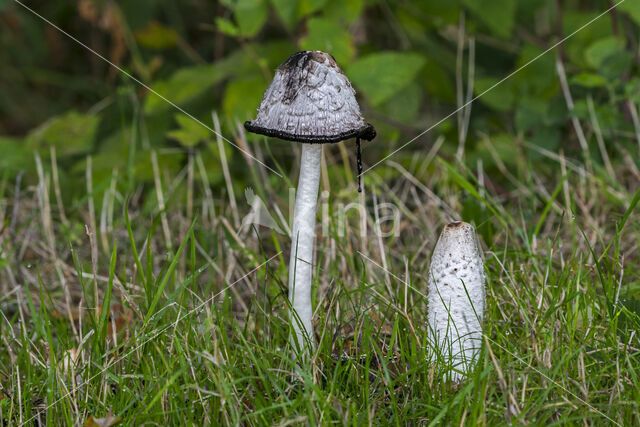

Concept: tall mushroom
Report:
left=245, top=51, right=376, bottom=356
left=427, top=221, right=485, bottom=380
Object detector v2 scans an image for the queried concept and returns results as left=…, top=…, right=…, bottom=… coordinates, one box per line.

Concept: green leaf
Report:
left=530, top=126, right=560, bottom=152
left=325, top=0, right=364, bottom=25
left=462, top=0, right=515, bottom=39
left=167, top=114, right=211, bottom=147
left=582, top=35, right=633, bottom=79
left=513, top=44, right=556, bottom=94
left=257, top=40, right=299, bottom=69
left=299, top=17, right=355, bottom=65
left=572, top=99, right=590, bottom=120
left=144, top=66, right=220, bottom=113
left=134, top=21, right=179, bottom=50
left=0, top=136, right=32, bottom=173
left=474, top=77, right=514, bottom=112
left=234, top=0, right=268, bottom=37
left=271, top=0, right=299, bottom=29
left=380, top=82, right=422, bottom=123
left=563, top=11, right=613, bottom=69
left=585, top=36, right=625, bottom=69
left=625, top=78, right=640, bottom=102
left=223, top=76, right=268, bottom=121
left=515, top=96, right=547, bottom=133
left=215, top=17, right=240, bottom=37
left=414, top=0, right=461, bottom=25
left=570, top=72, right=608, bottom=88
left=347, top=52, right=426, bottom=106
left=26, top=111, right=99, bottom=156
left=143, top=51, right=244, bottom=114
left=619, top=1, right=640, bottom=25
left=297, top=0, right=329, bottom=18
left=600, top=50, right=632, bottom=79
left=421, top=59, right=455, bottom=103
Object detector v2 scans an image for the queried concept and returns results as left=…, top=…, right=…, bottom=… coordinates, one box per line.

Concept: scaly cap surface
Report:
left=244, top=51, right=376, bottom=143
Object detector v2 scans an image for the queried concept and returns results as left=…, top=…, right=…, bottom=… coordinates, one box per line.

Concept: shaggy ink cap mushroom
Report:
left=427, top=221, right=486, bottom=381
left=243, top=51, right=375, bottom=357
left=244, top=50, right=376, bottom=191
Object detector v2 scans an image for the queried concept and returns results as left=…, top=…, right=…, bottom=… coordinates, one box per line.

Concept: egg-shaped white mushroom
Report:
left=427, top=221, right=485, bottom=380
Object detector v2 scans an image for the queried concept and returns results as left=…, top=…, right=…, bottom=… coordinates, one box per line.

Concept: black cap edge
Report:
left=244, top=121, right=376, bottom=144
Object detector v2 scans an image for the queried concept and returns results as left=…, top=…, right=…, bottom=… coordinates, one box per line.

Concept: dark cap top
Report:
left=244, top=51, right=376, bottom=143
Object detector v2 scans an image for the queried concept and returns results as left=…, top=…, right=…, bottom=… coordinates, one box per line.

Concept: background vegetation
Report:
left=1, top=0, right=640, bottom=424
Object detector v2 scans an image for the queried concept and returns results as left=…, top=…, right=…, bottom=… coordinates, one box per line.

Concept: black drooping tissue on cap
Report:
left=244, top=50, right=376, bottom=191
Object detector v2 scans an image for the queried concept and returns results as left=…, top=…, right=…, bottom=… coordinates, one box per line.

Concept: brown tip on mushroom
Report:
left=446, top=221, right=464, bottom=229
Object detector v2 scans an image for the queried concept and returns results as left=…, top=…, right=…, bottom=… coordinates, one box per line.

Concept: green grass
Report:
left=2, top=0, right=640, bottom=424
left=1, top=134, right=640, bottom=425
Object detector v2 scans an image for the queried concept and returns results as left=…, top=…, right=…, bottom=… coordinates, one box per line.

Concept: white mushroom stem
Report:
left=289, top=143, right=322, bottom=355
left=427, top=221, right=485, bottom=380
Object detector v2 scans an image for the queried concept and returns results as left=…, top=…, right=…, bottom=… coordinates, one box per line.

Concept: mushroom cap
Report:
left=244, top=51, right=376, bottom=144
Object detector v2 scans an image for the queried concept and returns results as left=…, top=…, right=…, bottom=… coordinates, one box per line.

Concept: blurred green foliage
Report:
left=1, top=0, right=639, bottom=200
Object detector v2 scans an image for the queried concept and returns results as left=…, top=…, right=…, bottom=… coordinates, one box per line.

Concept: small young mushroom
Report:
left=245, top=51, right=375, bottom=356
left=427, top=221, right=485, bottom=380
